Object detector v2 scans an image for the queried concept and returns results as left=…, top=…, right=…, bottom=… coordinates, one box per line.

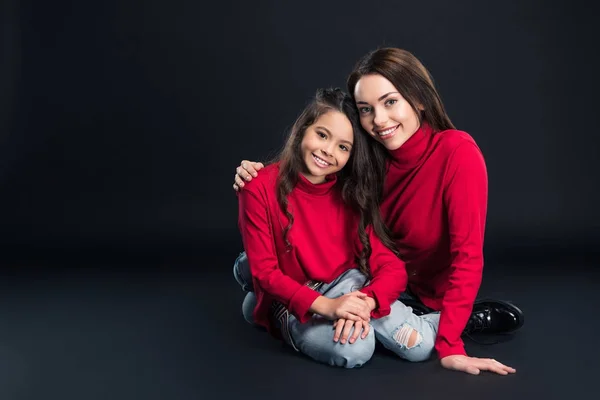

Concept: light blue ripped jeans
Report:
left=233, top=251, right=441, bottom=368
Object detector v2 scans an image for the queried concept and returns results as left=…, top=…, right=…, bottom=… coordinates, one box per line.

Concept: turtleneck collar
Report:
left=388, top=122, right=434, bottom=169
left=295, top=172, right=338, bottom=196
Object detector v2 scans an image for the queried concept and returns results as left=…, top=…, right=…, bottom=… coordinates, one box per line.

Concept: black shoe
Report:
left=464, top=299, right=524, bottom=335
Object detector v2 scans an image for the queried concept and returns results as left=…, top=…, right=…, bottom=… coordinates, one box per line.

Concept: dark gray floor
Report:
left=0, top=251, right=597, bottom=400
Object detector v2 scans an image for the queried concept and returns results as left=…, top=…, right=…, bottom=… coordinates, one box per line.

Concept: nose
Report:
left=373, top=108, right=388, bottom=127
left=320, top=143, right=335, bottom=158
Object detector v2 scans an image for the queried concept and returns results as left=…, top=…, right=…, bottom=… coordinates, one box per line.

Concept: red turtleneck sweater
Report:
left=238, top=163, right=407, bottom=334
left=380, top=123, right=488, bottom=359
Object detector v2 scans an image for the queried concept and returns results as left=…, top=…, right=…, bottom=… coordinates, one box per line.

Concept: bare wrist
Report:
left=366, top=296, right=377, bottom=311
left=309, top=296, right=331, bottom=317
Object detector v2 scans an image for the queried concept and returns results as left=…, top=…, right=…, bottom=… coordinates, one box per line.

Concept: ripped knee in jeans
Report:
left=392, top=323, right=423, bottom=349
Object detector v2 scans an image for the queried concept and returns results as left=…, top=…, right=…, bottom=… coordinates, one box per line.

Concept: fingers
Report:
left=333, top=319, right=345, bottom=342
left=346, top=305, right=370, bottom=322
left=348, top=298, right=372, bottom=321
left=236, top=166, right=253, bottom=182
left=348, top=321, right=364, bottom=344
left=480, top=361, right=508, bottom=375
left=240, top=161, right=259, bottom=178
left=338, top=312, right=363, bottom=322
left=236, top=160, right=263, bottom=187
left=333, top=295, right=371, bottom=321
left=503, top=365, right=516, bottom=374
left=234, top=174, right=245, bottom=190
left=468, top=358, right=514, bottom=376
left=348, top=292, right=376, bottom=312
left=478, top=359, right=516, bottom=375
left=493, top=359, right=516, bottom=373
left=340, top=319, right=356, bottom=344
left=342, top=295, right=371, bottom=315
left=444, top=358, right=481, bottom=375
left=465, top=366, right=481, bottom=375
left=356, top=309, right=371, bottom=322
left=444, top=356, right=516, bottom=376
left=333, top=319, right=369, bottom=344
left=361, top=320, right=370, bottom=339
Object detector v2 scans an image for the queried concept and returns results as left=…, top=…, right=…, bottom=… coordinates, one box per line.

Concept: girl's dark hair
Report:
left=275, top=88, right=398, bottom=279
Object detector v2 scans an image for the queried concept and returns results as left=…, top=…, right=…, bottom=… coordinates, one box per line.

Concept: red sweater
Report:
left=238, top=163, right=407, bottom=334
left=380, top=122, right=488, bottom=359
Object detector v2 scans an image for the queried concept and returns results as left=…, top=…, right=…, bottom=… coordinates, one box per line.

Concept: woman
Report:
left=233, top=48, right=523, bottom=375
left=235, top=87, right=441, bottom=368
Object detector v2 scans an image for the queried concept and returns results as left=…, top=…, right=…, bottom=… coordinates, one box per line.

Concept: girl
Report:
left=233, top=49, right=523, bottom=375
left=234, top=88, right=439, bottom=368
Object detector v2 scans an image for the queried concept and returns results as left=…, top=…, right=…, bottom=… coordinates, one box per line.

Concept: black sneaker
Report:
left=464, top=299, right=524, bottom=335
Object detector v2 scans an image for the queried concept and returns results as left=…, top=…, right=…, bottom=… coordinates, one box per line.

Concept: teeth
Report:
left=313, top=154, right=329, bottom=166
left=378, top=126, right=397, bottom=136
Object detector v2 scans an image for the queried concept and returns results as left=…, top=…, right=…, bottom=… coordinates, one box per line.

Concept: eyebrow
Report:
left=315, top=126, right=353, bottom=146
left=355, top=91, right=399, bottom=105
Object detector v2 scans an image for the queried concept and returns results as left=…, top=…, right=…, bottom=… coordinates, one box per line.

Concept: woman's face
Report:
left=353, top=74, right=421, bottom=151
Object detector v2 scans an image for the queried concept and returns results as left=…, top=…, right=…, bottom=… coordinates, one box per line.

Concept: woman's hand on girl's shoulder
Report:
left=233, top=160, right=264, bottom=191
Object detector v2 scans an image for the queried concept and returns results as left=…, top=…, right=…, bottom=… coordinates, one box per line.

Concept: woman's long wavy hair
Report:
left=274, top=88, right=398, bottom=279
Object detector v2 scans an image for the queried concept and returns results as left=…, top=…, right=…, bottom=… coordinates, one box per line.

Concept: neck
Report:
left=388, top=121, right=434, bottom=168
left=299, top=171, right=326, bottom=185
left=294, top=170, right=338, bottom=196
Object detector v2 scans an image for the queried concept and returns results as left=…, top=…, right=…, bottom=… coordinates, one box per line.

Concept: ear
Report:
left=416, top=103, right=425, bottom=111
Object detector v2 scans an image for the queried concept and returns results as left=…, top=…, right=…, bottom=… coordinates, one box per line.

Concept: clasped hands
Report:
left=310, top=291, right=375, bottom=345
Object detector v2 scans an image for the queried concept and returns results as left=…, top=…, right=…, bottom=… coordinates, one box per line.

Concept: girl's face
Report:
left=300, top=110, right=354, bottom=184
left=353, top=74, right=421, bottom=151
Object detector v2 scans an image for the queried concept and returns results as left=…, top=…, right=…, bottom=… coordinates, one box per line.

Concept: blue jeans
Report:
left=233, top=251, right=440, bottom=368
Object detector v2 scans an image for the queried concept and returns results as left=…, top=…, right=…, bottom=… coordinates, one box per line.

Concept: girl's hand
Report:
left=310, top=293, right=372, bottom=321
left=333, top=318, right=370, bottom=344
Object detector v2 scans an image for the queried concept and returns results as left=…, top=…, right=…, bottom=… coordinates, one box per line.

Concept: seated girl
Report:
left=234, top=88, right=439, bottom=368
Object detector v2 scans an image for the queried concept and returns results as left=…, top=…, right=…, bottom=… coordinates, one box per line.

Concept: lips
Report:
left=312, top=154, right=332, bottom=168
left=375, top=124, right=399, bottom=136
left=374, top=124, right=399, bottom=140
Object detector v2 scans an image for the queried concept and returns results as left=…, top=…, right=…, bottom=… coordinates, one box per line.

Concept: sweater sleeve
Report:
left=359, top=226, right=408, bottom=318
left=237, top=184, right=320, bottom=323
left=435, top=142, right=488, bottom=359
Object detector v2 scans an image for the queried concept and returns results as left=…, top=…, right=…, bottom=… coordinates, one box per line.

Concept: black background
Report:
left=2, top=0, right=598, bottom=265
left=1, top=1, right=599, bottom=399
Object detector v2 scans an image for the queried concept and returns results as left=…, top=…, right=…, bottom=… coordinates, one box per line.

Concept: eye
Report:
left=317, top=131, right=327, bottom=139
left=339, top=144, right=350, bottom=152
left=385, top=99, right=397, bottom=107
left=359, top=106, right=371, bottom=114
